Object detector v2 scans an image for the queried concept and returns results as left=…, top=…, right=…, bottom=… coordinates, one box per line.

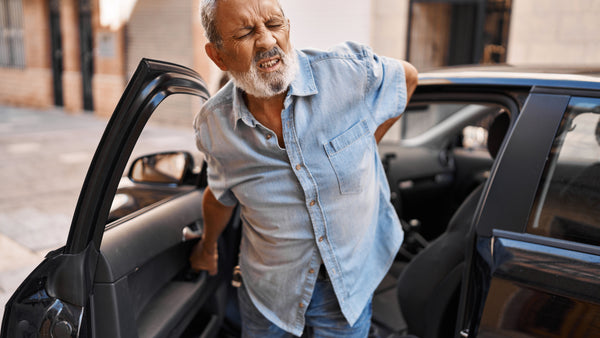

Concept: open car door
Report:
left=2, top=60, right=239, bottom=337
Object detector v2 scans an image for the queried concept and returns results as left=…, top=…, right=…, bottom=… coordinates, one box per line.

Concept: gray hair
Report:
left=200, top=0, right=222, bottom=47
left=200, top=0, right=285, bottom=49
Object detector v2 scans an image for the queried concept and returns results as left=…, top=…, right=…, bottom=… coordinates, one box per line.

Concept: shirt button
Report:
left=309, top=200, right=316, bottom=206
left=308, top=268, right=315, bottom=274
left=318, top=236, right=324, bottom=242
left=295, top=164, right=301, bottom=170
left=266, top=134, right=272, bottom=140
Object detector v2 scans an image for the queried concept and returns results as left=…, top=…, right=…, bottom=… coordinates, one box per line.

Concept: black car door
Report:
left=1, top=60, right=238, bottom=338
left=458, top=92, right=600, bottom=337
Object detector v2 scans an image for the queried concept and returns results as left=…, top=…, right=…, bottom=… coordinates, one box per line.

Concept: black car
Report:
left=2, top=60, right=600, bottom=338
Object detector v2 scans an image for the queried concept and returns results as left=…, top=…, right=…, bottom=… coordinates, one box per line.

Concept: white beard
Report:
left=228, top=45, right=298, bottom=98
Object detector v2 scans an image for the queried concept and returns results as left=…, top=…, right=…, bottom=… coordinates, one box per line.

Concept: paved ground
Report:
left=0, top=104, right=199, bottom=323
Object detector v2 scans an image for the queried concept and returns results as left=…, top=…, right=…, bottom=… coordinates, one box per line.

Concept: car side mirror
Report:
left=128, top=151, right=194, bottom=185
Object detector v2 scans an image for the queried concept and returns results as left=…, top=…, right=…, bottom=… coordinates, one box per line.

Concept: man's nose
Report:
left=255, top=27, right=276, bottom=51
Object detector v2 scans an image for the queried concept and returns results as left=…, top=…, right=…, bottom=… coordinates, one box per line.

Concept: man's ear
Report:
left=206, top=43, right=228, bottom=71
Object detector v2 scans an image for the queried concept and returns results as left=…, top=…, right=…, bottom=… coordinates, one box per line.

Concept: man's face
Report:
left=209, top=0, right=297, bottom=98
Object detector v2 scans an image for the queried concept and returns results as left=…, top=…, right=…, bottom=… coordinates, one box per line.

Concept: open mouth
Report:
left=258, top=58, right=281, bottom=71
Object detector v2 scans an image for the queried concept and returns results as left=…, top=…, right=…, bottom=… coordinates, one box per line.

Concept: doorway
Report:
left=406, top=0, right=511, bottom=70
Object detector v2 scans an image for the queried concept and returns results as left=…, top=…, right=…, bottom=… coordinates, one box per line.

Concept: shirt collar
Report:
left=232, top=49, right=317, bottom=128
left=232, top=86, right=255, bottom=128
left=288, top=50, right=318, bottom=97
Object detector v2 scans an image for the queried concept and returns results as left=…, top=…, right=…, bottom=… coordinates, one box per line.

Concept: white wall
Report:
left=280, top=0, right=372, bottom=50
left=507, top=0, right=600, bottom=66
left=370, top=0, right=410, bottom=60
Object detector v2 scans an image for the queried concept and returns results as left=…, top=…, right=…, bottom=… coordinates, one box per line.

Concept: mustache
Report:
left=254, top=46, right=285, bottom=63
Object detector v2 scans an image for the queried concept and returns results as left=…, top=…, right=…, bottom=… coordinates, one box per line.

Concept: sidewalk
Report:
left=0, top=106, right=107, bottom=316
left=0, top=105, right=198, bottom=322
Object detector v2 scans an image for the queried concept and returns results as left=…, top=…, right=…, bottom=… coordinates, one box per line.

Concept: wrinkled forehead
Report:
left=216, top=0, right=285, bottom=27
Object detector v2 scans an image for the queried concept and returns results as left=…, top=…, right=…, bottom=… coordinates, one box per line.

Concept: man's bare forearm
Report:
left=202, top=187, right=235, bottom=246
left=189, top=187, right=235, bottom=275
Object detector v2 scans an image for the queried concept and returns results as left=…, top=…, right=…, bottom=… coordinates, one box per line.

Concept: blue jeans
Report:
left=238, top=276, right=372, bottom=337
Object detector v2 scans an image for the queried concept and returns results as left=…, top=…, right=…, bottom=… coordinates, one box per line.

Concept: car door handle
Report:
left=182, top=223, right=202, bottom=242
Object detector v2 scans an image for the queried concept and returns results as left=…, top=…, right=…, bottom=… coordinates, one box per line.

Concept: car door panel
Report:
left=95, top=190, right=204, bottom=282
left=92, top=190, right=210, bottom=337
left=458, top=93, right=583, bottom=337
left=477, top=231, right=600, bottom=337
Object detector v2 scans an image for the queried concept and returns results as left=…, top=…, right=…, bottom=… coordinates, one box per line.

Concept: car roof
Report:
left=418, top=64, right=600, bottom=91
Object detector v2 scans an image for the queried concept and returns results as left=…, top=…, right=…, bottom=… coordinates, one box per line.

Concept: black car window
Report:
left=526, top=97, right=600, bottom=246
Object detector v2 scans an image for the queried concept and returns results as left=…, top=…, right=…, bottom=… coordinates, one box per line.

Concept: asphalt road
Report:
left=0, top=105, right=199, bottom=322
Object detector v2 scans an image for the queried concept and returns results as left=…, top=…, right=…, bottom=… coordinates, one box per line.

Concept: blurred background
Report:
left=1, top=0, right=599, bottom=119
left=0, top=0, right=599, bottom=318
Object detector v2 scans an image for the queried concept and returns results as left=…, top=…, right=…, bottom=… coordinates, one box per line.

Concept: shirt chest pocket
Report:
left=324, top=120, right=373, bottom=195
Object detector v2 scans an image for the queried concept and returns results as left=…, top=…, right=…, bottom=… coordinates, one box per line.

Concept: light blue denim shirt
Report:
left=194, top=42, right=406, bottom=336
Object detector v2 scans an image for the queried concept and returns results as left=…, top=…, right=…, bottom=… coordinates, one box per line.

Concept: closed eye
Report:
left=235, top=28, right=254, bottom=39
left=265, top=18, right=285, bottom=29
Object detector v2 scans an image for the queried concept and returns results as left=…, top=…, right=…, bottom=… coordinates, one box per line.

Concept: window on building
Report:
left=527, top=97, right=600, bottom=246
left=0, top=0, right=25, bottom=68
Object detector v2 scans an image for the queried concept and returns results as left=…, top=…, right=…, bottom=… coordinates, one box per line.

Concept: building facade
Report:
left=0, top=0, right=598, bottom=117
left=370, top=0, right=600, bottom=69
left=0, top=0, right=211, bottom=117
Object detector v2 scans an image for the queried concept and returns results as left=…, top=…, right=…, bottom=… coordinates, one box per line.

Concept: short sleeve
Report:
left=363, top=46, right=408, bottom=126
left=193, top=112, right=238, bottom=206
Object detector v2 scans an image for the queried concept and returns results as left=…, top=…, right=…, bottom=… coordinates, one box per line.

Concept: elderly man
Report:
left=190, top=0, right=418, bottom=336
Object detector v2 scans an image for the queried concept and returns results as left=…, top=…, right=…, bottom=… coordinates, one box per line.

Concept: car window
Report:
left=127, top=93, right=204, bottom=166
left=108, top=93, right=206, bottom=223
left=527, top=97, right=600, bottom=246
left=381, top=103, right=465, bottom=143
left=457, top=108, right=507, bottom=155
left=382, top=103, right=507, bottom=156
left=401, top=104, right=466, bottom=139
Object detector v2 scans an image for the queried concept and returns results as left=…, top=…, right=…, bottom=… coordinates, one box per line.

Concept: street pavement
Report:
left=0, top=104, right=199, bottom=324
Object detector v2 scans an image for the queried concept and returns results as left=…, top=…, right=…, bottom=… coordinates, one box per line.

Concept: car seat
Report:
left=396, top=112, right=510, bottom=338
